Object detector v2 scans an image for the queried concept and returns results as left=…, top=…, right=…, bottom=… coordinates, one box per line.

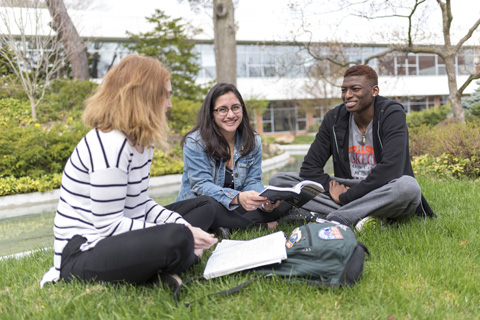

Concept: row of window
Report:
left=87, top=41, right=480, bottom=80
left=257, top=95, right=448, bottom=134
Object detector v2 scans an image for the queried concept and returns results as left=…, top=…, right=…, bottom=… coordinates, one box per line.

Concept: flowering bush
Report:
left=412, top=154, right=480, bottom=179
left=410, top=121, right=480, bottom=179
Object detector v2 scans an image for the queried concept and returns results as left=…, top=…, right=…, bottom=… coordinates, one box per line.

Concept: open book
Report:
left=203, top=231, right=287, bottom=279
left=259, top=180, right=324, bottom=208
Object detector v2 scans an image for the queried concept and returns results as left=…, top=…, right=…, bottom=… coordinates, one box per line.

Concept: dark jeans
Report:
left=165, top=195, right=217, bottom=231
left=208, top=199, right=291, bottom=230
left=60, top=196, right=216, bottom=284
left=60, top=224, right=196, bottom=284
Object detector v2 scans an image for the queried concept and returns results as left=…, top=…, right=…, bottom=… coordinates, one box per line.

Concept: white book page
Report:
left=203, top=231, right=287, bottom=279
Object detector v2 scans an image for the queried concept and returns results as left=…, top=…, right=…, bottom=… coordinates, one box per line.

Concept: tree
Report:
left=0, top=0, right=68, bottom=120
left=462, top=80, right=480, bottom=119
left=126, top=9, right=206, bottom=101
left=292, top=0, right=480, bottom=124
left=213, top=0, right=237, bottom=85
left=45, top=0, right=89, bottom=80
left=181, top=0, right=238, bottom=86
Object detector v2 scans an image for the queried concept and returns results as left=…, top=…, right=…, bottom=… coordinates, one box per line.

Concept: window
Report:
left=196, top=44, right=216, bottom=79
left=437, top=56, right=447, bottom=75
left=395, top=55, right=417, bottom=76
left=418, top=55, right=436, bottom=75
left=378, top=55, right=395, bottom=75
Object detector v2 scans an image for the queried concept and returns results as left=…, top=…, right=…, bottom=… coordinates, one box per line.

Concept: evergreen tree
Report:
left=462, top=80, right=480, bottom=119
left=126, top=9, right=207, bottom=101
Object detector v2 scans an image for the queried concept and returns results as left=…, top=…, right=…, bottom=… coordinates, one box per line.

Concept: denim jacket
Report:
left=175, top=130, right=264, bottom=210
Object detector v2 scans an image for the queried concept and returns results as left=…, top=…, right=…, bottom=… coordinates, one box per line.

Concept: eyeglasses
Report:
left=213, top=104, right=243, bottom=116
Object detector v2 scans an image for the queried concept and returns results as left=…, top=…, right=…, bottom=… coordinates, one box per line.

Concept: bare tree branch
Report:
left=457, top=72, right=480, bottom=97
left=0, top=0, right=67, bottom=120
left=454, top=17, right=480, bottom=53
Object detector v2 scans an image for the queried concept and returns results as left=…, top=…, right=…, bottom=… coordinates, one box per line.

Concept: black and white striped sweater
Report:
left=41, top=129, right=188, bottom=287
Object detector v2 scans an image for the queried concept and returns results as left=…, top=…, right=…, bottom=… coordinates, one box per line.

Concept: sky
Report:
left=93, top=0, right=297, bottom=42
left=92, top=0, right=480, bottom=45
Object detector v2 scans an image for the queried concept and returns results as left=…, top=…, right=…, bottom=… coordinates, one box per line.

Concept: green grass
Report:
left=1, top=177, right=479, bottom=319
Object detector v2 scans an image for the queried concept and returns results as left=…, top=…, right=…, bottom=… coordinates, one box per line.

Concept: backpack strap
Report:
left=338, top=241, right=370, bottom=287
left=174, top=273, right=274, bottom=306
left=357, top=241, right=370, bottom=259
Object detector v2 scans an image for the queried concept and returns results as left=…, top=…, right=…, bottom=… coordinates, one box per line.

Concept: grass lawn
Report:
left=1, top=176, right=479, bottom=319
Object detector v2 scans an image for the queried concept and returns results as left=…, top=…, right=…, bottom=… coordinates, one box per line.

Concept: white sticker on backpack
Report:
left=318, top=227, right=344, bottom=240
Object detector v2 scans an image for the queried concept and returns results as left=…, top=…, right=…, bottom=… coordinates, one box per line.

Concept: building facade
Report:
left=88, top=40, right=478, bottom=135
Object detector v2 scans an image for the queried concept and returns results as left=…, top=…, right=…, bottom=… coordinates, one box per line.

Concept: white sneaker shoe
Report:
left=355, top=216, right=379, bottom=232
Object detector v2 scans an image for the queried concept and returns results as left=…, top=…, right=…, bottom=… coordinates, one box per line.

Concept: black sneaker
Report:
left=277, top=214, right=307, bottom=224
left=214, top=227, right=231, bottom=239
left=288, top=207, right=319, bottom=222
left=158, top=273, right=182, bottom=291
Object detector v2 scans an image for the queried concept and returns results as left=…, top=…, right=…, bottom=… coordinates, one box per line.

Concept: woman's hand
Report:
left=238, top=191, right=267, bottom=211
left=186, top=225, right=218, bottom=252
left=261, top=199, right=283, bottom=212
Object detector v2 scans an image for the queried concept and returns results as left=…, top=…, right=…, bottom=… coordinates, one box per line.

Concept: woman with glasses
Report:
left=176, top=83, right=290, bottom=235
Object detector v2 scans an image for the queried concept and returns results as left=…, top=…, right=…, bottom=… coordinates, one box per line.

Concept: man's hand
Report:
left=329, top=180, right=349, bottom=204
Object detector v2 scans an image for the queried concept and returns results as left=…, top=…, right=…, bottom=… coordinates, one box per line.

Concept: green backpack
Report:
left=256, top=220, right=369, bottom=288
left=175, top=220, right=369, bottom=304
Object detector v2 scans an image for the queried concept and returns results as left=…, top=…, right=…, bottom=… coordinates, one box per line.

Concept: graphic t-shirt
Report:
left=349, top=114, right=376, bottom=180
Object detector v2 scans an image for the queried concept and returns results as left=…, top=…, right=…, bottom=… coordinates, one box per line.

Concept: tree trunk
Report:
left=29, top=96, right=37, bottom=121
left=45, top=0, right=89, bottom=80
left=213, top=0, right=237, bottom=86
left=444, top=54, right=466, bottom=124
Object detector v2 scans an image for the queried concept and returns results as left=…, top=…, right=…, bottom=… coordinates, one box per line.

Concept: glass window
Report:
left=409, top=97, right=427, bottom=112
left=263, top=66, right=276, bottom=77
left=204, top=66, right=216, bottom=78
left=296, top=108, right=307, bottom=131
left=457, top=54, right=474, bottom=75
left=273, top=108, right=296, bottom=132
left=418, top=55, right=435, bottom=75
left=248, top=66, right=262, bottom=77
left=378, top=56, right=395, bottom=75
left=297, top=120, right=307, bottom=131
left=263, top=122, right=272, bottom=133
left=237, top=53, right=247, bottom=77
left=437, top=56, right=447, bottom=75
left=262, top=107, right=273, bottom=133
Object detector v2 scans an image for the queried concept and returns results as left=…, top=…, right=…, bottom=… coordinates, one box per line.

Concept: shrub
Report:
left=469, top=103, right=480, bottom=120
left=0, top=96, right=90, bottom=179
left=412, top=154, right=480, bottom=179
left=38, top=79, right=97, bottom=122
left=150, top=147, right=184, bottom=176
left=166, top=97, right=201, bottom=135
left=406, top=104, right=451, bottom=128
left=410, top=121, right=480, bottom=178
left=0, top=174, right=62, bottom=196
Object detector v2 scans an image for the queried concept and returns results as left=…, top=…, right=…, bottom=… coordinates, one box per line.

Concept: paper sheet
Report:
left=203, top=231, right=287, bottom=279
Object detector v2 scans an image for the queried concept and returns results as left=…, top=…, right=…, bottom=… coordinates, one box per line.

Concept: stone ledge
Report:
left=0, top=151, right=292, bottom=219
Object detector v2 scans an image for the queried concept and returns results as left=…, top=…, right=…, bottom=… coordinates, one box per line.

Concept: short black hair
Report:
left=344, top=65, right=378, bottom=86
